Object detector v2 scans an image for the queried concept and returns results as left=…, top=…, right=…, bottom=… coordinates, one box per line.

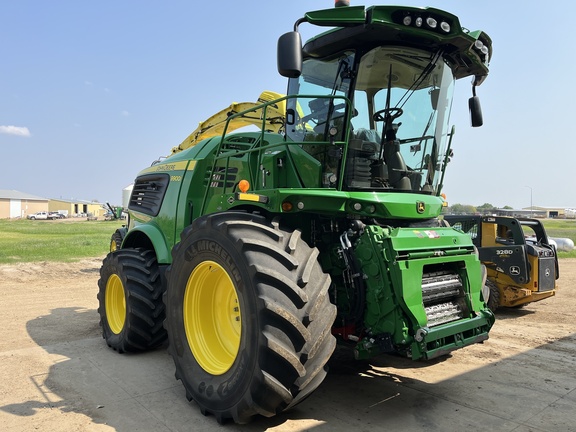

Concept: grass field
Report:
left=539, top=218, right=576, bottom=258
left=0, top=217, right=575, bottom=265
left=0, top=219, right=124, bottom=264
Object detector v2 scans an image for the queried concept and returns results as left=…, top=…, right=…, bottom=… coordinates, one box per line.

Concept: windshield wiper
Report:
left=396, top=49, right=443, bottom=110
left=323, top=56, right=352, bottom=137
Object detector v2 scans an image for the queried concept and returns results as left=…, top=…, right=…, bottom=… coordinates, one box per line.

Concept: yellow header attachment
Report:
left=170, top=91, right=286, bottom=155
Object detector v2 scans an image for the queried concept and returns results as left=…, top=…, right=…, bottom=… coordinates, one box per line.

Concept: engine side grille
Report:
left=128, top=173, right=170, bottom=216
left=208, top=166, right=238, bottom=188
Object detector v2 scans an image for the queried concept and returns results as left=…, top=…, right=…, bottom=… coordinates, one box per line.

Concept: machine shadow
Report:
left=255, top=334, right=575, bottom=431
left=6, top=306, right=574, bottom=432
left=493, top=307, right=536, bottom=321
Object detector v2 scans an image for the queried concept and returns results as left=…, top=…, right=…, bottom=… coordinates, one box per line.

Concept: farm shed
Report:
left=49, top=198, right=106, bottom=218
left=0, top=189, right=48, bottom=219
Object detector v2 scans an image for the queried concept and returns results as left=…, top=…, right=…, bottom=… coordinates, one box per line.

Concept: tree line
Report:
left=444, top=203, right=513, bottom=215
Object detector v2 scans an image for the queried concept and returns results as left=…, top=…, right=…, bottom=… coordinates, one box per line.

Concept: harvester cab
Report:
left=278, top=2, right=488, bottom=196
left=98, top=1, right=496, bottom=424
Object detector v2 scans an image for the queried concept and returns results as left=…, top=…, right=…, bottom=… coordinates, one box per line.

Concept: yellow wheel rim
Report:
left=110, top=240, right=117, bottom=252
left=183, top=260, right=241, bottom=375
left=105, top=274, right=126, bottom=334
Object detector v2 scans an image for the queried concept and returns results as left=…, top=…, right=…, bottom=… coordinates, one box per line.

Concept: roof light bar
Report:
left=397, top=11, right=452, bottom=34
left=473, top=39, right=490, bottom=64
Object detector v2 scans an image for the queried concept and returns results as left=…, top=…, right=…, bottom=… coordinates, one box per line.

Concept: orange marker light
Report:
left=282, top=201, right=293, bottom=212
left=238, top=180, right=250, bottom=193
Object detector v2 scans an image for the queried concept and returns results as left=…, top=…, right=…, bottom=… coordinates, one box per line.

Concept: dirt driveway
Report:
left=0, top=258, right=574, bottom=431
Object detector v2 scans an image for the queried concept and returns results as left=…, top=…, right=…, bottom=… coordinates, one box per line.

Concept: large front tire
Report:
left=97, top=248, right=167, bottom=353
left=164, top=212, right=336, bottom=424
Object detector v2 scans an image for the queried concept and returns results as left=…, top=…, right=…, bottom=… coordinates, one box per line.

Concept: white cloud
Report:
left=0, top=125, right=31, bottom=137
left=121, top=110, right=130, bottom=117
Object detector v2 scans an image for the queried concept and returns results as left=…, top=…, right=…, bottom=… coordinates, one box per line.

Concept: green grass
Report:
left=1, top=217, right=575, bottom=265
left=540, top=219, right=576, bottom=259
left=0, top=219, right=124, bottom=264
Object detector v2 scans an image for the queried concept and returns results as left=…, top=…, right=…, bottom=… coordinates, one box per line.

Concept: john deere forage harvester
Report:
left=99, top=1, right=495, bottom=424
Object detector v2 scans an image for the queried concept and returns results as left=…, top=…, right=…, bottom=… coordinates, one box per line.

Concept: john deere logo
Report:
left=417, top=201, right=425, bottom=213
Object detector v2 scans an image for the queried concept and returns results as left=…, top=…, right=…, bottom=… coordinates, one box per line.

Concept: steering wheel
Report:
left=373, top=107, right=403, bottom=122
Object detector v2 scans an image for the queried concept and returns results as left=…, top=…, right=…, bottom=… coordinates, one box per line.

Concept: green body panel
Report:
left=124, top=158, right=195, bottom=263
left=207, top=188, right=445, bottom=220
left=342, top=224, right=494, bottom=360
left=303, top=5, right=491, bottom=81
left=119, top=3, right=494, bottom=361
left=124, top=215, right=172, bottom=263
left=304, top=6, right=367, bottom=26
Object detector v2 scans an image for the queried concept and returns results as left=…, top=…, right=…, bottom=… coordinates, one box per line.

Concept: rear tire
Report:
left=486, top=279, right=500, bottom=311
left=97, top=249, right=167, bottom=353
left=110, top=229, right=125, bottom=252
left=164, top=212, right=336, bottom=424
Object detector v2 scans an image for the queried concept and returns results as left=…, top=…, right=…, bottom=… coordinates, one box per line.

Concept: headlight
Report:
left=473, top=39, right=490, bottom=64
left=395, top=11, right=453, bottom=35
left=426, top=17, right=437, bottom=29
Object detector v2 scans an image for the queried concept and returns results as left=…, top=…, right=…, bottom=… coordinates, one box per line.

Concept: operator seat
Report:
left=383, top=139, right=411, bottom=190
left=353, top=128, right=411, bottom=190
left=354, top=128, right=380, bottom=144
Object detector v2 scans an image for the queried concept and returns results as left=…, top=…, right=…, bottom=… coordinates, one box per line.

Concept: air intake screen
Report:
left=128, top=173, right=170, bottom=216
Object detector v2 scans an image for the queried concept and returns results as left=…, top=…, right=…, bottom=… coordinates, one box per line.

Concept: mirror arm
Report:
left=294, top=17, right=307, bottom=32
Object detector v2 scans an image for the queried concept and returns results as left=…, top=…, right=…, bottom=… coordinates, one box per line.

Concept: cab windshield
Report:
left=286, top=46, right=455, bottom=195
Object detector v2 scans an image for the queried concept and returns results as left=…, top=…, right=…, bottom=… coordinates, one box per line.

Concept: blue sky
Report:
left=2, top=1, right=574, bottom=210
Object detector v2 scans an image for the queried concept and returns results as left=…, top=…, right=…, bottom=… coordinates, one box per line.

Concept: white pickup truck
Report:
left=27, top=211, right=63, bottom=220
left=27, top=211, right=49, bottom=220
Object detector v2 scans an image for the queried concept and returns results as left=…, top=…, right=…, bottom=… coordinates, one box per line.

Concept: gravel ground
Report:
left=0, top=257, right=574, bottom=431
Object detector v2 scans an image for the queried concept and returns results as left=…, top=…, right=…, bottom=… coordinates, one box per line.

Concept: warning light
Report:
left=238, top=180, right=250, bottom=193
left=282, top=201, right=293, bottom=212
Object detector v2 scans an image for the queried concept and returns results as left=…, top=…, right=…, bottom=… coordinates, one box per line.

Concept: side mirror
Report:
left=277, top=32, right=302, bottom=78
left=469, top=96, right=483, bottom=127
